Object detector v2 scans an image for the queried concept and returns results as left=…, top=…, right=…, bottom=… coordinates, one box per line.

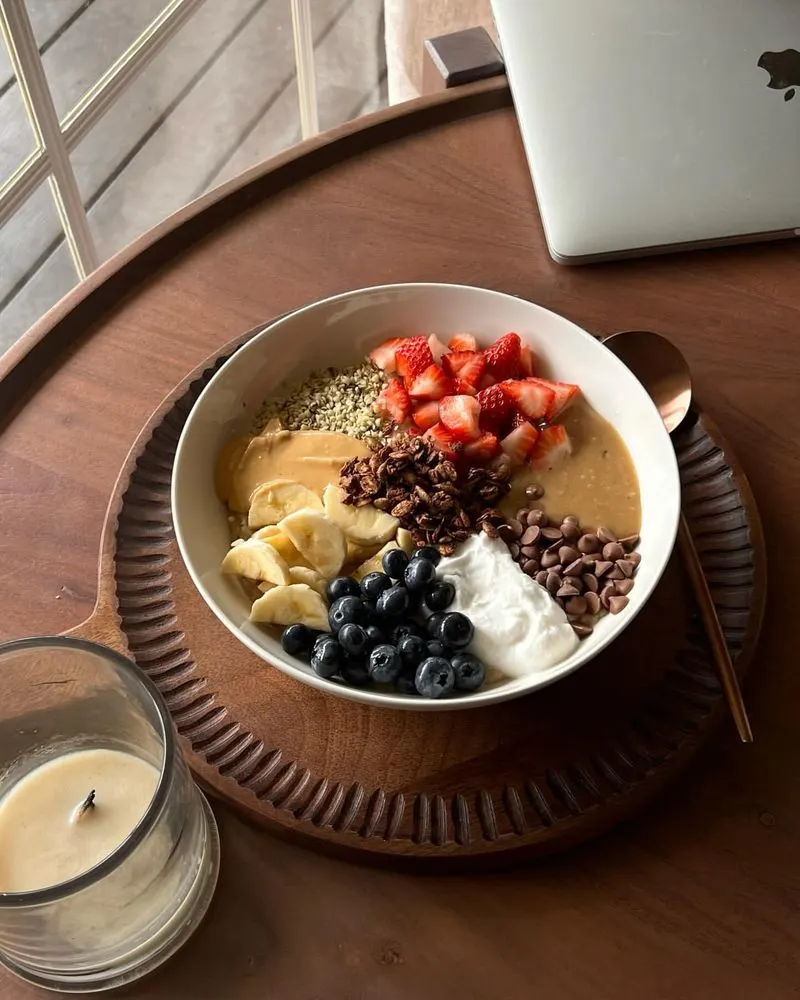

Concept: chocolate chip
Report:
left=558, top=545, right=580, bottom=566
left=582, top=573, right=599, bottom=593
left=572, top=623, right=593, bottom=638
left=509, top=542, right=520, bottom=559
left=598, top=526, right=618, bottom=544
left=565, top=596, right=588, bottom=616
left=520, top=525, right=541, bottom=546
left=508, top=519, right=524, bottom=538
left=563, top=575, right=584, bottom=593
left=608, top=595, right=630, bottom=615
left=498, top=523, right=517, bottom=543
left=525, top=484, right=544, bottom=500
left=564, top=558, right=584, bottom=577
left=557, top=582, right=580, bottom=598
left=541, top=550, right=560, bottom=569
left=522, top=559, right=538, bottom=575
left=600, top=584, right=616, bottom=609
left=617, top=559, right=635, bottom=578
left=541, top=526, right=563, bottom=542
left=520, top=545, right=538, bottom=560
left=628, top=551, right=642, bottom=567
left=619, top=534, right=640, bottom=551
left=602, top=542, right=625, bottom=561
left=516, top=508, right=530, bottom=523
left=561, top=522, right=581, bottom=541
left=615, top=578, right=634, bottom=596
left=577, top=533, right=599, bottom=554
left=595, top=560, right=613, bottom=577
left=546, top=571, right=562, bottom=596
left=526, top=508, right=547, bottom=526
left=563, top=515, right=579, bottom=525
left=535, top=570, right=548, bottom=586
left=584, top=591, right=601, bottom=615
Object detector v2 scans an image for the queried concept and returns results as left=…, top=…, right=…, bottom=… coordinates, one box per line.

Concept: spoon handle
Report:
left=677, top=513, right=753, bottom=743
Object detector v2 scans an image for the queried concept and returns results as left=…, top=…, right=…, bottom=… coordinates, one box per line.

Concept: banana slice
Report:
left=253, top=526, right=312, bottom=569
left=288, top=566, right=328, bottom=598
left=221, top=538, right=291, bottom=585
left=279, top=508, right=347, bottom=578
left=322, top=484, right=399, bottom=546
left=351, top=541, right=396, bottom=582
left=248, top=479, right=323, bottom=529
left=249, top=584, right=329, bottom=631
left=345, top=538, right=382, bottom=566
left=396, top=528, right=415, bottom=554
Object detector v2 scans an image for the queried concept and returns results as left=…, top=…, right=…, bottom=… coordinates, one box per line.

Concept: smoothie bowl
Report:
left=172, top=283, right=680, bottom=710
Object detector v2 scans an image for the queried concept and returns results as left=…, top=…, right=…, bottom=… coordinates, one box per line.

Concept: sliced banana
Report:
left=396, top=528, right=415, bottom=554
left=345, top=537, right=382, bottom=566
left=288, top=566, right=328, bottom=598
left=252, top=525, right=312, bottom=569
left=248, top=479, right=322, bottom=529
left=352, top=541, right=396, bottom=581
left=249, top=583, right=329, bottom=631
left=322, top=484, right=399, bottom=546
left=257, top=581, right=276, bottom=593
left=279, top=508, right=347, bottom=578
left=221, top=538, right=291, bottom=585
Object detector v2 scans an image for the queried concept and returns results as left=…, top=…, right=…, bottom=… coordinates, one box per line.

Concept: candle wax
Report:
left=0, top=749, right=159, bottom=893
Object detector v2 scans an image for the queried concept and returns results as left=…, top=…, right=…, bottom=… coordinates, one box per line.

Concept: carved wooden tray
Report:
left=68, top=334, right=766, bottom=870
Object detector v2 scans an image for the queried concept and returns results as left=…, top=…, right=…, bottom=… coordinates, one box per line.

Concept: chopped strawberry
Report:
left=500, top=423, right=540, bottom=466
left=500, top=377, right=555, bottom=421
left=524, top=377, right=580, bottom=420
left=463, top=432, right=499, bottom=463
left=427, top=334, right=448, bottom=363
left=483, top=332, right=522, bottom=380
left=448, top=333, right=478, bottom=352
left=441, top=350, right=485, bottom=388
left=407, top=364, right=453, bottom=401
left=478, top=371, right=497, bottom=390
left=529, top=425, right=571, bottom=469
left=374, top=378, right=410, bottom=425
left=395, top=337, right=434, bottom=381
left=368, top=337, right=404, bottom=373
left=411, top=400, right=440, bottom=431
left=519, top=344, right=537, bottom=377
left=439, top=395, right=481, bottom=442
left=476, top=384, right=513, bottom=433
left=509, top=411, right=530, bottom=430
left=452, top=376, right=477, bottom=396
left=424, top=422, right=462, bottom=459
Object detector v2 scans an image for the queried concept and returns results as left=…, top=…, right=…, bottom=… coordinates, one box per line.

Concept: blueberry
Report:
left=438, top=612, right=474, bottom=650
left=368, top=644, right=403, bottom=683
left=394, top=668, right=420, bottom=695
left=310, top=635, right=341, bottom=678
left=382, top=548, right=409, bottom=580
left=412, top=546, right=441, bottom=566
left=397, top=634, right=428, bottom=669
left=426, top=639, right=449, bottom=658
left=425, top=612, right=447, bottom=638
left=390, top=621, right=423, bottom=643
left=326, top=576, right=361, bottom=603
left=340, top=657, right=371, bottom=686
left=280, top=623, right=315, bottom=657
left=375, top=585, right=410, bottom=620
left=415, top=657, right=455, bottom=698
left=328, top=596, right=368, bottom=633
left=366, top=624, right=387, bottom=647
left=424, top=580, right=455, bottom=612
left=450, top=652, right=486, bottom=692
left=404, top=558, right=437, bottom=593
left=361, top=572, right=393, bottom=602
left=338, top=623, right=370, bottom=658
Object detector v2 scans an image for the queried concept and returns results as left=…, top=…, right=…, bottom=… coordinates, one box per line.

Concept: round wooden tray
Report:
left=68, top=334, right=766, bottom=870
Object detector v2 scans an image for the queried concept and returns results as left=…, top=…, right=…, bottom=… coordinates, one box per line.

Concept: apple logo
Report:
left=758, top=48, right=800, bottom=101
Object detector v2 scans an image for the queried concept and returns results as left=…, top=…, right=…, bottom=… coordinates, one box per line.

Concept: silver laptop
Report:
left=491, top=0, right=800, bottom=263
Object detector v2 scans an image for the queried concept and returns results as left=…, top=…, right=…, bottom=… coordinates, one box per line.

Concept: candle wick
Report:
left=71, top=789, right=96, bottom=824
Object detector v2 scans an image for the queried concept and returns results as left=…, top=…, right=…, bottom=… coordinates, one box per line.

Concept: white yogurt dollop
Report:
left=436, top=533, right=579, bottom=677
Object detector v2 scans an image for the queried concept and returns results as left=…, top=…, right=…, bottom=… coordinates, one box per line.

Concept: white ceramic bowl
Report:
left=173, top=283, right=680, bottom=711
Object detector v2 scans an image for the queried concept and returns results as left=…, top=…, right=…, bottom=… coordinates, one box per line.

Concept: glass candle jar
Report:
left=0, top=637, right=220, bottom=992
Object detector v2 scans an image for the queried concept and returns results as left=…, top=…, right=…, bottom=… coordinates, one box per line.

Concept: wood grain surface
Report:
left=0, top=77, right=798, bottom=998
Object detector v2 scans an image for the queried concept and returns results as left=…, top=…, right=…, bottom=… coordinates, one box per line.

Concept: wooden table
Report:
left=1, top=59, right=799, bottom=999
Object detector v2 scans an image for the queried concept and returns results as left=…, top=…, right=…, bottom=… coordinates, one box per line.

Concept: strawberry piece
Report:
left=500, top=423, right=540, bottom=466
left=448, top=333, right=478, bottom=352
left=509, top=411, right=530, bottom=430
left=500, top=377, right=555, bottom=421
left=442, top=350, right=486, bottom=390
left=439, top=395, right=481, bottom=442
left=524, top=377, right=580, bottom=420
left=463, top=432, right=499, bottom=463
left=529, top=425, right=571, bottom=469
left=407, top=364, right=452, bottom=401
left=483, top=332, right=522, bottom=380
left=395, top=337, right=434, bottom=381
left=374, top=378, right=410, bottom=425
left=368, top=337, right=404, bottom=373
left=519, top=344, right=537, bottom=377
left=478, top=371, right=497, bottom=390
left=476, top=384, right=513, bottom=433
left=424, top=422, right=462, bottom=460
left=451, top=377, right=476, bottom=396
left=411, top=400, right=440, bottom=431
left=427, top=334, right=448, bottom=363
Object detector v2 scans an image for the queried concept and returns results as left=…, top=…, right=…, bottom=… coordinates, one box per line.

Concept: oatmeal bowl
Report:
left=172, top=283, right=680, bottom=710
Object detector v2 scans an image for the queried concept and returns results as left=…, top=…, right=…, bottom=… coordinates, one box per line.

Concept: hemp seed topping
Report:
left=252, top=362, right=387, bottom=440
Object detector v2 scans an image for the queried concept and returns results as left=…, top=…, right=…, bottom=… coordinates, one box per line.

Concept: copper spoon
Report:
left=603, top=330, right=753, bottom=743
